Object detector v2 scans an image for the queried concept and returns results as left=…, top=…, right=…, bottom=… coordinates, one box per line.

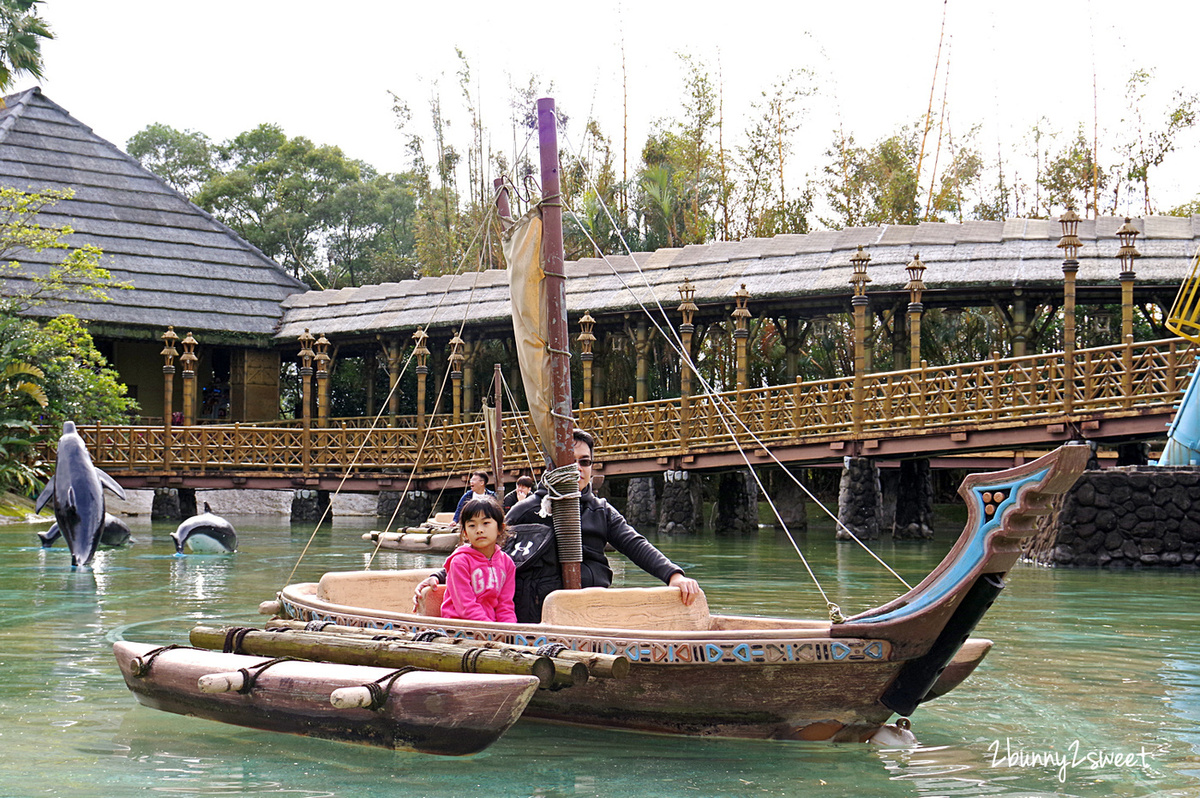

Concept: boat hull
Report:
left=113, top=641, right=539, bottom=755
left=278, top=580, right=913, bottom=741
left=362, top=529, right=458, bottom=553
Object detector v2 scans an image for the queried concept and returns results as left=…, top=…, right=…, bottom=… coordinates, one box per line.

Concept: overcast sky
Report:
left=19, top=0, right=1200, bottom=219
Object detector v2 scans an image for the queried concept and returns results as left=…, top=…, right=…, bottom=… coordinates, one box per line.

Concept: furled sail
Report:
left=503, top=205, right=554, bottom=465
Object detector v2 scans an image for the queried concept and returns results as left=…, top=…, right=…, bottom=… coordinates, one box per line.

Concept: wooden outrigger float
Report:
left=113, top=641, right=539, bottom=755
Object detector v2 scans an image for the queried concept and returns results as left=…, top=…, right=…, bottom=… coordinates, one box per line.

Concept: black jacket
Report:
left=506, top=486, right=683, bottom=587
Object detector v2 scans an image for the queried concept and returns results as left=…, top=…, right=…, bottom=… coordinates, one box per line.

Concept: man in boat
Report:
left=416, top=429, right=701, bottom=621
left=452, top=470, right=494, bottom=524
left=502, top=475, right=535, bottom=512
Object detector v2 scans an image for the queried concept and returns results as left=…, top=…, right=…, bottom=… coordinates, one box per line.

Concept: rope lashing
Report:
left=222, top=626, right=256, bottom=654
left=412, top=630, right=441, bottom=643
left=460, top=647, right=485, bottom=674
left=360, top=666, right=419, bottom=710
left=827, top=603, right=846, bottom=624
left=128, top=644, right=185, bottom=678
left=233, top=657, right=296, bottom=694
left=540, top=462, right=582, bottom=565
left=536, top=642, right=568, bottom=658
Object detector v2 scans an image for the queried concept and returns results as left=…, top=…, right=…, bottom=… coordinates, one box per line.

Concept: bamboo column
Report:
left=579, top=313, right=596, bottom=410
left=179, top=332, right=198, bottom=426
left=678, top=279, right=698, bottom=447
left=732, top=284, right=750, bottom=413
left=413, top=327, right=430, bottom=430
left=381, top=336, right=400, bottom=427
left=905, top=253, right=926, bottom=369
left=315, top=334, right=331, bottom=427
left=160, top=327, right=178, bottom=471
left=1117, top=218, right=1141, bottom=409
left=1116, top=217, right=1141, bottom=343
left=633, top=318, right=650, bottom=403
left=849, top=247, right=871, bottom=437
left=448, top=333, right=465, bottom=424
left=297, top=329, right=315, bottom=472
left=1057, top=210, right=1081, bottom=417
left=462, top=337, right=477, bottom=417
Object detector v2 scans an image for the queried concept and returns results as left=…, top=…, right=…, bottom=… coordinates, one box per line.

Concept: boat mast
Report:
left=537, top=97, right=582, bottom=591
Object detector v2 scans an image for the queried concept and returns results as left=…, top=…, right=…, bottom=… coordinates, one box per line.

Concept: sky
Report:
left=18, top=0, right=1200, bottom=220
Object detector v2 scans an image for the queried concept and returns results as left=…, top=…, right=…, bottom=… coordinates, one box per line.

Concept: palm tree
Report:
left=0, top=0, right=53, bottom=94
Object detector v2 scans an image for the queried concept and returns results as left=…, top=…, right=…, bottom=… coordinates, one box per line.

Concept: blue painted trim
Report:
left=854, top=467, right=1051, bottom=624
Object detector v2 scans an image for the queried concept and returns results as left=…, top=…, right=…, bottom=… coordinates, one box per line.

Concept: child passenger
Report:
left=440, top=495, right=517, bottom=622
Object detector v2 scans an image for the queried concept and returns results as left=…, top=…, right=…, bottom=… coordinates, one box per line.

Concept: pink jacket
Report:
left=440, top=544, right=517, bottom=623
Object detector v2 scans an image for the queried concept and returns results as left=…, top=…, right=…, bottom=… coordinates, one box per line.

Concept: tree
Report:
left=1040, top=125, right=1109, bottom=216
left=194, top=124, right=362, bottom=286
left=0, top=186, right=127, bottom=314
left=0, top=0, right=51, bottom=93
left=126, top=123, right=215, bottom=198
left=1122, top=68, right=1198, bottom=215
left=821, top=127, right=920, bottom=227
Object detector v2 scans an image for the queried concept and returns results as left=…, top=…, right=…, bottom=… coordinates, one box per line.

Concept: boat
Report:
left=263, top=96, right=1091, bottom=742
left=113, top=641, right=539, bottom=754
left=362, top=512, right=459, bottom=553
left=273, top=443, right=1087, bottom=742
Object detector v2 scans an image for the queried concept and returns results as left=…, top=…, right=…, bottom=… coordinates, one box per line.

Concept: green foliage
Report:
left=126, top=123, right=216, bottom=198
left=1122, top=68, right=1198, bottom=215
left=821, top=127, right=921, bottom=227
left=0, top=186, right=130, bottom=313
left=1040, top=125, right=1108, bottom=216
left=0, top=0, right=51, bottom=92
left=0, top=313, right=134, bottom=494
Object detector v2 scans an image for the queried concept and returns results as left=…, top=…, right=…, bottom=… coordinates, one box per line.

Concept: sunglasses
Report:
left=577, top=457, right=593, bottom=467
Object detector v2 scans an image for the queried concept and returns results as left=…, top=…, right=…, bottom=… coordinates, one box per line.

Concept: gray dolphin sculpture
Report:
left=34, top=421, right=127, bottom=567
left=172, top=502, right=237, bottom=554
left=39, top=513, right=132, bottom=549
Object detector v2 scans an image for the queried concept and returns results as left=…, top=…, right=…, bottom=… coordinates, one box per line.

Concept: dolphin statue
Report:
left=34, top=421, right=126, bottom=567
left=39, top=513, right=132, bottom=549
left=172, top=503, right=237, bottom=554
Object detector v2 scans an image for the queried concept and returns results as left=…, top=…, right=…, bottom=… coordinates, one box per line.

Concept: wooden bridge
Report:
left=64, top=336, right=1196, bottom=492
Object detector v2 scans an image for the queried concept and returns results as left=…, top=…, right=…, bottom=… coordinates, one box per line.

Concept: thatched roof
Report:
left=0, top=88, right=305, bottom=341
left=277, top=215, right=1200, bottom=342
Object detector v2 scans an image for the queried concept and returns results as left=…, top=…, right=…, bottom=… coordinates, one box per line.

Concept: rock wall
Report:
left=624, top=476, right=658, bottom=531
left=658, top=470, right=702, bottom=535
left=1024, top=467, right=1200, bottom=568
left=837, top=457, right=882, bottom=540
left=714, top=470, right=758, bottom=536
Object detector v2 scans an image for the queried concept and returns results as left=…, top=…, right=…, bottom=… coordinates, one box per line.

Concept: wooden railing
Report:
left=56, top=337, right=1197, bottom=479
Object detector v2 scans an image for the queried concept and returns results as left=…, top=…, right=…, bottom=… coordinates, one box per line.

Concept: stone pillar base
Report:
left=769, top=471, right=808, bottom=534
left=151, top=487, right=196, bottom=521
left=292, top=489, right=331, bottom=523
left=837, top=457, right=881, bottom=540
left=893, top=459, right=934, bottom=540
left=658, top=470, right=702, bottom=535
left=714, top=470, right=759, bottom=536
left=378, top=490, right=432, bottom=527
left=624, top=476, right=658, bottom=531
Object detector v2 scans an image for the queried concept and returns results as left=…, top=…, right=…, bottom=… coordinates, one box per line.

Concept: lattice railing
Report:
left=50, top=337, right=1198, bottom=478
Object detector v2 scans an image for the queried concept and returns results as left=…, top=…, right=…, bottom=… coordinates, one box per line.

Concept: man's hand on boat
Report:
left=413, top=574, right=440, bottom=611
left=668, top=572, right=701, bottom=606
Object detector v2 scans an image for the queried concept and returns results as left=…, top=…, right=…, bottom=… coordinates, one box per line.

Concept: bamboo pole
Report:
left=263, top=618, right=629, bottom=680
left=189, top=625, right=583, bottom=689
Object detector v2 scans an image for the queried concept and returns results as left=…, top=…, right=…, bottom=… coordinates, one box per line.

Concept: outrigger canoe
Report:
left=113, top=641, right=539, bottom=754
left=273, top=443, right=1089, bottom=742
left=363, top=512, right=459, bottom=553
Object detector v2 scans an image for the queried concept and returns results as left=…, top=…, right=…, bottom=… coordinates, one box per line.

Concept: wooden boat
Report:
left=113, top=640, right=539, bottom=754
left=363, top=512, right=458, bottom=553
left=274, top=440, right=1088, bottom=742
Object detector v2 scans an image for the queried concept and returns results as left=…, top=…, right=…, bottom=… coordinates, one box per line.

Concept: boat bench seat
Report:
left=318, top=569, right=439, bottom=615
left=540, top=586, right=712, bottom=631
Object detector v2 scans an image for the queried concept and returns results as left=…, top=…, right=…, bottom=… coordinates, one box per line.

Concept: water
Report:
left=1, top=508, right=1197, bottom=798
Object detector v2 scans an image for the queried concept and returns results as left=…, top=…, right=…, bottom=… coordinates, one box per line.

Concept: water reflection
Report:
left=1, top=512, right=1198, bottom=797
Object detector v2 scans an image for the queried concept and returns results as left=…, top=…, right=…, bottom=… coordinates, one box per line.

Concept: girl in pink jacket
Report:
left=440, top=495, right=517, bottom=622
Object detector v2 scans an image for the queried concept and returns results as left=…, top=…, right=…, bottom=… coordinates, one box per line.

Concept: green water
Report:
left=1, top=509, right=1197, bottom=798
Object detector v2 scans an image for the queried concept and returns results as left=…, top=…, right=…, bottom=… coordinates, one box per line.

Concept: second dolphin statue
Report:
left=172, top=503, right=237, bottom=554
